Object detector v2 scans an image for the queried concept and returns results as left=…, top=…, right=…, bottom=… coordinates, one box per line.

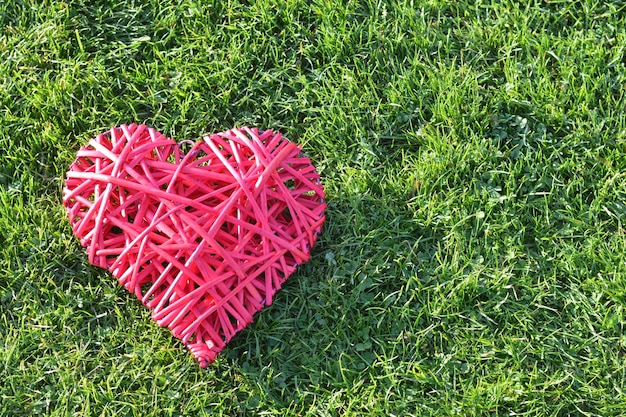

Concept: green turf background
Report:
left=1, top=1, right=626, bottom=415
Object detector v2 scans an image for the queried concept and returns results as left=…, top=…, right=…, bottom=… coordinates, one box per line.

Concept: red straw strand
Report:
left=63, top=124, right=326, bottom=367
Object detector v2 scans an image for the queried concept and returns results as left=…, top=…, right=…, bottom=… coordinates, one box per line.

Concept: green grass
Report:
left=2, top=0, right=626, bottom=415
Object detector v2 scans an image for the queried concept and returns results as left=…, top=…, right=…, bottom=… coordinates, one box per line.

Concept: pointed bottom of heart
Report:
left=63, top=124, right=326, bottom=367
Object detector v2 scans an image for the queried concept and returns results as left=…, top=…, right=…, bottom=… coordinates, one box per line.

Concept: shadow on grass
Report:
left=216, top=179, right=444, bottom=413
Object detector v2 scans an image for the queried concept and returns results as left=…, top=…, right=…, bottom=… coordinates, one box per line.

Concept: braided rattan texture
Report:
left=63, top=124, right=326, bottom=366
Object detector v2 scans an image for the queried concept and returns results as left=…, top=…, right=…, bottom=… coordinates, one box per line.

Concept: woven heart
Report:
left=63, top=124, right=326, bottom=367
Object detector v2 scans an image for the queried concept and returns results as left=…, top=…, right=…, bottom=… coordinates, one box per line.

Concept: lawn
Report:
left=2, top=0, right=626, bottom=415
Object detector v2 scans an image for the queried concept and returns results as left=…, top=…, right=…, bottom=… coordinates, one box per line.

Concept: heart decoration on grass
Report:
left=63, top=124, right=326, bottom=367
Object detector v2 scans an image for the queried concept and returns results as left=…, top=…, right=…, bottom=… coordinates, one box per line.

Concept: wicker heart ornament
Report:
left=63, top=124, right=326, bottom=366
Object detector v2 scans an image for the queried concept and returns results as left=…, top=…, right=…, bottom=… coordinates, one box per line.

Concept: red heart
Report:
left=63, top=124, right=326, bottom=366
